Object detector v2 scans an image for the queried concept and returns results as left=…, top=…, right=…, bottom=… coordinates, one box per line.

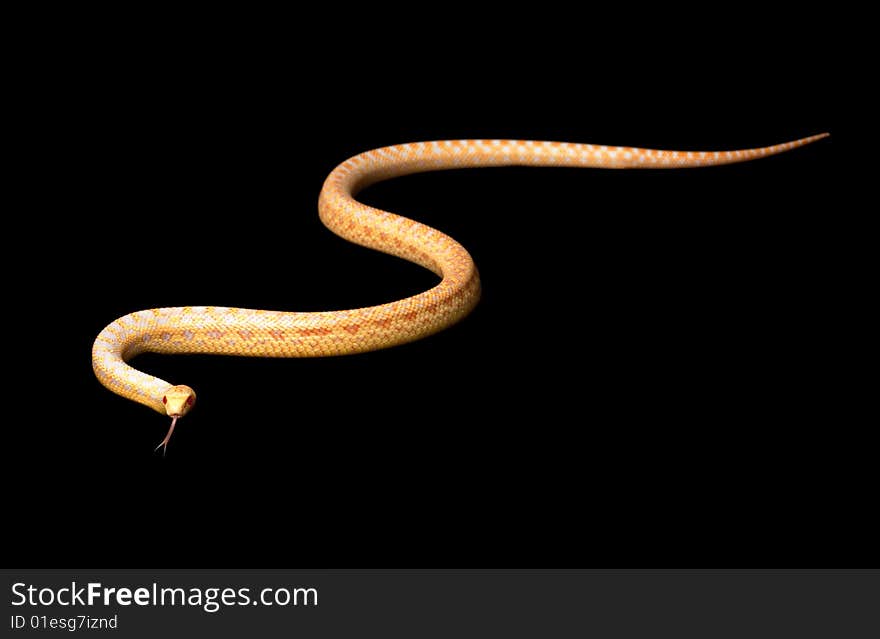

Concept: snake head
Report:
left=162, top=385, right=197, bottom=418
left=155, top=385, right=196, bottom=455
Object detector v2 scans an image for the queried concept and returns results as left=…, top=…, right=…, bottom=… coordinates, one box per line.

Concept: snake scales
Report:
left=92, top=134, right=828, bottom=450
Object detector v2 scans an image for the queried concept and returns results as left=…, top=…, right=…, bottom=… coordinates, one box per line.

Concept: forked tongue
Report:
left=154, top=416, right=179, bottom=456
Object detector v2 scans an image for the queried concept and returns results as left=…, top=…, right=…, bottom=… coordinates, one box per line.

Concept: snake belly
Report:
left=92, top=135, right=827, bottom=414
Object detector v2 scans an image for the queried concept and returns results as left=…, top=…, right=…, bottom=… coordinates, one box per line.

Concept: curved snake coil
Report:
left=92, top=134, right=828, bottom=450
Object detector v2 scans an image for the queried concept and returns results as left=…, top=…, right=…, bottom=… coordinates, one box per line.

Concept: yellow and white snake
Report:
left=92, top=134, right=828, bottom=451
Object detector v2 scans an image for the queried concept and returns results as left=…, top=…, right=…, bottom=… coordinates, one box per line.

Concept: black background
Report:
left=8, top=11, right=850, bottom=569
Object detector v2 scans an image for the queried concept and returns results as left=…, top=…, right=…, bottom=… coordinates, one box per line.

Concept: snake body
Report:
left=92, top=135, right=827, bottom=438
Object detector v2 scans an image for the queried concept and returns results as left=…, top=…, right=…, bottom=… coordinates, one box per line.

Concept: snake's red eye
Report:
left=162, top=396, right=167, bottom=404
left=186, top=396, right=194, bottom=407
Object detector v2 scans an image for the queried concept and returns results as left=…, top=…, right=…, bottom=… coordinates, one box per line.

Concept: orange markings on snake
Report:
left=297, top=327, right=333, bottom=337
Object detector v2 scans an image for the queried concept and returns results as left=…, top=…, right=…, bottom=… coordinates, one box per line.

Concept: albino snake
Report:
left=92, top=134, right=828, bottom=452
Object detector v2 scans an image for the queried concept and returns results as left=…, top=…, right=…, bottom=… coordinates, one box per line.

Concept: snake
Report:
left=92, top=134, right=828, bottom=452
